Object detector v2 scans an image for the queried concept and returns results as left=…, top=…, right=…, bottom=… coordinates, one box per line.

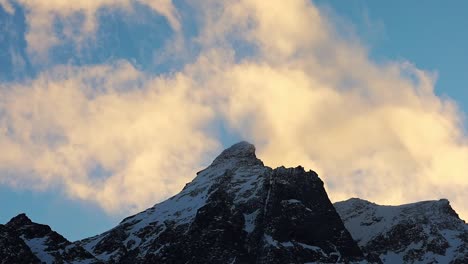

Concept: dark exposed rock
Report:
left=0, top=224, right=40, bottom=264
left=257, top=166, right=364, bottom=263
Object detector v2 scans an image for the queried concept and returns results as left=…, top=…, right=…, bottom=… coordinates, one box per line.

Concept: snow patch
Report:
left=243, top=210, right=259, bottom=233
left=22, top=236, right=55, bottom=264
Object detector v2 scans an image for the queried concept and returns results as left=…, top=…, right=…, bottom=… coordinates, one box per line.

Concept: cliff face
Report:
left=335, top=198, right=468, bottom=264
left=78, top=142, right=366, bottom=263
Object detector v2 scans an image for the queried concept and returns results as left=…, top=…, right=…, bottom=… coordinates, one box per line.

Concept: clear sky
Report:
left=1, top=0, right=468, bottom=241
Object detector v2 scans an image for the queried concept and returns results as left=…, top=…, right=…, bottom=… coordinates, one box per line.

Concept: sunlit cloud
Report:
left=0, top=0, right=467, bottom=220
left=0, top=61, right=218, bottom=212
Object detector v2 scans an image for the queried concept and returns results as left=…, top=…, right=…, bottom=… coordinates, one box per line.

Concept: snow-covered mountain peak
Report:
left=400, top=199, right=461, bottom=221
left=336, top=198, right=463, bottom=229
left=104, top=142, right=268, bottom=236
left=210, top=141, right=262, bottom=167
left=78, top=142, right=367, bottom=263
left=182, top=141, right=268, bottom=209
left=335, top=198, right=468, bottom=263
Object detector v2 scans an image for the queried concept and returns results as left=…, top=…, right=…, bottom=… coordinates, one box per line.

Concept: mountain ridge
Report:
left=335, top=197, right=468, bottom=263
left=1, top=142, right=467, bottom=263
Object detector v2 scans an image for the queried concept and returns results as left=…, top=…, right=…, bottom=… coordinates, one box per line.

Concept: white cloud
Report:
left=1, top=0, right=467, bottom=221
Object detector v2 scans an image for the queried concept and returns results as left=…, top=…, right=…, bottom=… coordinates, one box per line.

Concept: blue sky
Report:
left=317, top=0, right=468, bottom=110
left=1, top=0, right=468, bottom=241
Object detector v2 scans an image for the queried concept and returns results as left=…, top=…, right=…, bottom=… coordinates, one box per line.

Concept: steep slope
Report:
left=0, top=224, right=40, bottom=264
left=335, top=198, right=468, bottom=264
left=78, top=141, right=367, bottom=263
left=5, top=213, right=101, bottom=264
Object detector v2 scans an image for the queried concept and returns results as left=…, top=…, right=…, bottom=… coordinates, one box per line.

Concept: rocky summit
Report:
left=1, top=141, right=467, bottom=263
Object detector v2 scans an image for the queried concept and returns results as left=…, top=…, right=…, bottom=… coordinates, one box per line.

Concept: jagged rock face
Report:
left=0, top=224, right=40, bottom=264
left=79, top=141, right=366, bottom=263
left=5, top=213, right=101, bottom=264
left=335, top=198, right=468, bottom=264
left=258, top=167, right=365, bottom=263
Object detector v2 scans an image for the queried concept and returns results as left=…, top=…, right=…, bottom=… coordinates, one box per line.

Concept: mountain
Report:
left=77, top=141, right=367, bottom=263
left=3, top=141, right=467, bottom=263
left=3, top=213, right=101, bottom=264
left=335, top=198, right=468, bottom=264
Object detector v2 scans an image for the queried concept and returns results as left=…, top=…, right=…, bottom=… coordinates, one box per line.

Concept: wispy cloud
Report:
left=1, top=0, right=467, bottom=219
left=0, top=0, right=14, bottom=14
left=4, top=0, right=180, bottom=61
